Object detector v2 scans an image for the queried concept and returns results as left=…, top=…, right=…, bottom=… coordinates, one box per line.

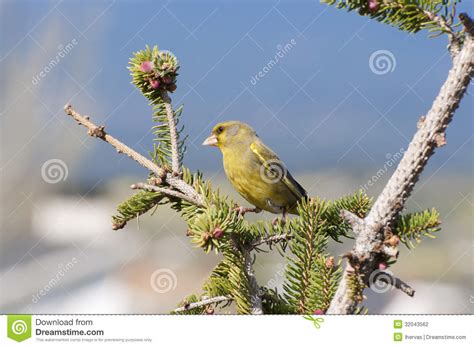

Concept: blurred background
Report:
left=0, top=0, right=472, bottom=314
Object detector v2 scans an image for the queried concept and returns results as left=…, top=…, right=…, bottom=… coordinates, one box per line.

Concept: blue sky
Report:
left=1, top=0, right=472, bottom=182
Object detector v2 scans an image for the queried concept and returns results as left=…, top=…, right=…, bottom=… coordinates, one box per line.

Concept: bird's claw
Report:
left=234, top=206, right=262, bottom=217
left=272, top=209, right=287, bottom=226
left=272, top=217, right=287, bottom=226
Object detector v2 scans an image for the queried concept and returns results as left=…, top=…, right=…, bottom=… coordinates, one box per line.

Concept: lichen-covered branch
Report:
left=131, top=182, right=204, bottom=207
left=327, top=14, right=473, bottom=314
left=242, top=248, right=263, bottom=314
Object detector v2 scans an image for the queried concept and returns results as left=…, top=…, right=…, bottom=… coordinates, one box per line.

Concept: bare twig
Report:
left=64, top=104, right=166, bottom=178
left=250, top=233, right=292, bottom=249
left=160, top=90, right=181, bottom=175
left=64, top=104, right=204, bottom=206
left=328, top=15, right=474, bottom=314
left=173, top=295, right=231, bottom=313
left=131, top=182, right=204, bottom=207
left=377, top=273, right=415, bottom=297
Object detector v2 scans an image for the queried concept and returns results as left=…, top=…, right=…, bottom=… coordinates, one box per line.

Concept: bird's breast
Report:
left=222, top=149, right=294, bottom=213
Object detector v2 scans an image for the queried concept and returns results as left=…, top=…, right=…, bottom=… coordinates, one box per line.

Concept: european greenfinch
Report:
left=202, top=121, right=307, bottom=220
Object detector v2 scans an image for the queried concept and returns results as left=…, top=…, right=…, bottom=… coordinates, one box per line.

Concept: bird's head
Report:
left=202, top=121, right=256, bottom=149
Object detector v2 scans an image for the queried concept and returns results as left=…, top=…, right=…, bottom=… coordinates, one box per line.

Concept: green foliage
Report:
left=111, top=191, right=163, bottom=230
left=151, top=102, right=186, bottom=170
left=347, top=270, right=366, bottom=303
left=187, top=204, right=241, bottom=253
left=394, top=208, right=441, bottom=248
left=261, top=288, right=294, bottom=314
left=221, top=250, right=252, bottom=314
left=283, top=198, right=330, bottom=313
left=354, top=306, right=369, bottom=314
left=308, top=256, right=343, bottom=313
left=203, top=261, right=233, bottom=298
left=173, top=294, right=207, bottom=315
left=322, top=0, right=460, bottom=34
left=324, top=191, right=372, bottom=240
left=201, top=252, right=253, bottom=314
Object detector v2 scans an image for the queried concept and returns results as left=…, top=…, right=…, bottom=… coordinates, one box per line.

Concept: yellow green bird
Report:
left=202, top=121, right=307, bottom=221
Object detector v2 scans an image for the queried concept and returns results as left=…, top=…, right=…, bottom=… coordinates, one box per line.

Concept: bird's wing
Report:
left=250, top=139, right=307, bottom=200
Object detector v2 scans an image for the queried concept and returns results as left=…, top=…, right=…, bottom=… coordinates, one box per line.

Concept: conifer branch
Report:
left=130, top=182, right=204, bottom=207
left=328, top=15, right=473, bottom=314
left=160, top=90, right=181, bottom=175
left=173, top=295, right=232, bottom=313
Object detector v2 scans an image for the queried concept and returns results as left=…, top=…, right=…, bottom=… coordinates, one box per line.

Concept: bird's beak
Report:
left=202, top=134, right=218, bottom=147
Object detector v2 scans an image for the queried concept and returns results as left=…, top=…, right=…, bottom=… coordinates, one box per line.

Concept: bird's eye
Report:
left=216, top=126, right=224, bottom=134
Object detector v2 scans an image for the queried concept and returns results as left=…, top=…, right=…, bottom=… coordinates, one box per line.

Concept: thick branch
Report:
left=173, top=295, right=231, bottom=313
left=340, top=210, right=364, bottom=233
left=64, top=104, right=204, bottom=206
left=160, top=90, right=181, bottom=175
left=328, top=17, right=473, bottom=314
left=243, top=248, right=263, bottom=314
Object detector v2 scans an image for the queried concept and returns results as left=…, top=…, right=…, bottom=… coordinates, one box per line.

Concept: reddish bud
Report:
left=212, top=227, right=224, bottom=239
left=385, top=235, right=400, bottom=247
left=368, top=0, right=379, bottom=13
left=313, top=309, right=324, bottom=315
left=378, top=262, right=388, bottom=270
left=140, top=61, right=154, bottom=73
left=150, top=79, right=160, bottom=89
left=205, top=307, right=215, bottom=315
left=325, top=256, right=335, bottom=269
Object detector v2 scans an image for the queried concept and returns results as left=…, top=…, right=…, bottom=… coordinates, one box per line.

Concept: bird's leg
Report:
left=272, top=208, right=287, bottom=226
left=282, top=208, right=288, bottom=224
left=234, top=205, right=262, bottom=217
